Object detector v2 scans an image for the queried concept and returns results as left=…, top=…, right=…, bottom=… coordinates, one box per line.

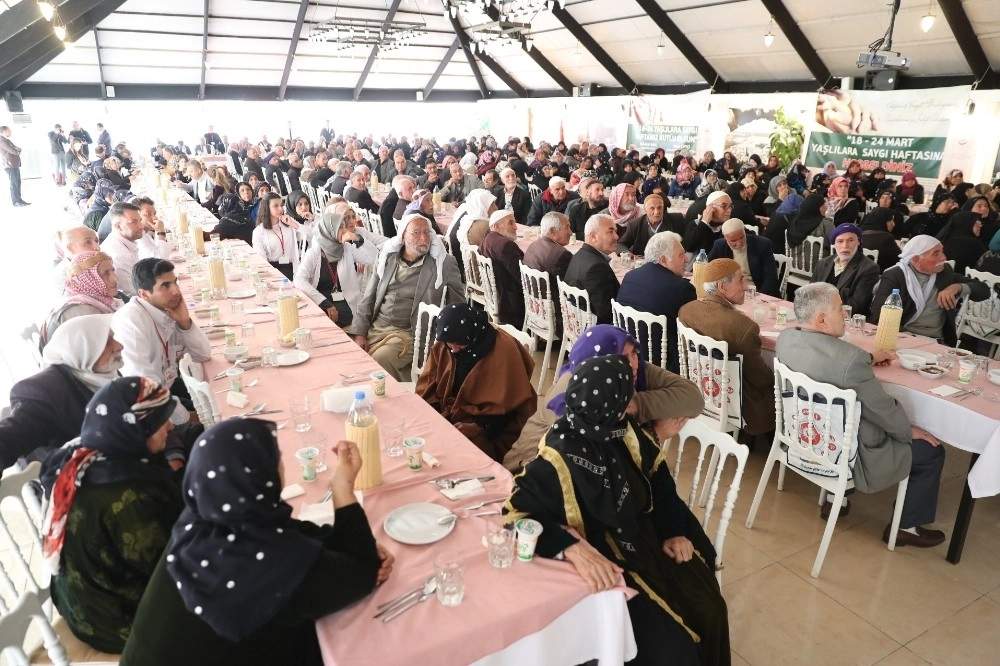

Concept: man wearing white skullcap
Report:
left=683, top=190, right=731, bottom=254
left=869, top=235, right=989, bottom=345
left=706, top=218, right=780, bottom=296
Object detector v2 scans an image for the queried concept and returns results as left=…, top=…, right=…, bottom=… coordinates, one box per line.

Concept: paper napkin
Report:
left=929, top=385, right=962, bottom=397
left=441, top=479, right=485, bottom=500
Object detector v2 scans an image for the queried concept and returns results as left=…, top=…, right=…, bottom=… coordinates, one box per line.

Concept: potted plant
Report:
left=769, top=107, right=805, bottom=169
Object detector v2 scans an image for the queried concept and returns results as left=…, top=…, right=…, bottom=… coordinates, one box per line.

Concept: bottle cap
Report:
left=355, top=391, right=365, bottom=399
left=891, top=288, right=899, bottom=294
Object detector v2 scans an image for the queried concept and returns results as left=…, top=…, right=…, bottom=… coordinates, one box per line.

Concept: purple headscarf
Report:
left=547, top=324, right=647, bottom=416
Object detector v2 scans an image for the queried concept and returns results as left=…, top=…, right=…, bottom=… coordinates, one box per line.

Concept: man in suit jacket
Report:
left=708, top=218, right=780, bottom=297
left=379, top=175, right=415, bottom=237
left=616, top=231, right=695, bottom=372
left=344, top=170, right=380, bottom=214
left=566, top=177, right=608, bottom=237
left=349, top=216, right=465, bottom=380
left=869, top=235, right=990, bottom=346
left=523, top=212, right=572, bottom=335
left=495, top=168, right=531, bottom=225
left=325, top=161, right=352, bottom=197
left=683, top=191, right=730, bottom=254
left=678, top=258, right=774, bottom=437
left=440, top=162, right=483, bottom=204
left=809, top=223, right=881, bottom=317
left=564, top=214, right=619, bottom=325
left=776, top=283, right=946, bottom=547
left=616, top=193, right=686, bottom=256
left=478, top=211, right=526, bottom=328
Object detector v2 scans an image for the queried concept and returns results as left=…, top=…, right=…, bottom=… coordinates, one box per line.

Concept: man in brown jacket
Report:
left=0, top=126, right=29, bottom=206
left=678, top=258, right=775, bottom=440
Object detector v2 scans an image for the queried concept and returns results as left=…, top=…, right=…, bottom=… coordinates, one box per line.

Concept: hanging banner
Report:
left=626, top=123, right=699, bottom=155
left=805, top=132, right=947, bottom=178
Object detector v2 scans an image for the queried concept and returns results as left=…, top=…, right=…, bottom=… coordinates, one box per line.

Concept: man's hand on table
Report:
left=375, top=543, right=395, bottom=586
left=912, top=426, right=941, bottom=447
left=564, top=541, right=623, bottom=593
left=662, top=536, right=694, bottom=564
left=937, top=284, right=963, bottom=310
left=352, top=334, right=368, bottom=351
left=871, top=349, right=893, bottom=366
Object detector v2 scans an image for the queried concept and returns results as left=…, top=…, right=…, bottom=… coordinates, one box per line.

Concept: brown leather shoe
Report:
left=882, top=524, right=946, bottom=548
left=820, top=498, right=850, bottom=520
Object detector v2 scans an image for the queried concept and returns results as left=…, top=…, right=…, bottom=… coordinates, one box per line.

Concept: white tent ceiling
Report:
left=12, top=0, right=1000, bottom=97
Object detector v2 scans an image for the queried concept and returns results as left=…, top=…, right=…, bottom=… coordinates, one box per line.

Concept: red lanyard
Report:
left=322, top=253, right=341, bottom=292
left=271, top=226, right=286, bottom=256
left=138, top=300, right=170, bottom=367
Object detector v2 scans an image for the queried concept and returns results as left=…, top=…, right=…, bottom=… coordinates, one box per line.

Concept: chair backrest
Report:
left=0, top=590, right=68, bottom=666
left=944, top=259, right=955, bottom=269
left=676, top=321, right=742, bottom=432
left=527, top=183, right=542, bottom=202
left=772, top=253, right=789, bottom=299
left=282, top=171, right=294, bottom=196
left=460, top=242, right=486, bottom=305
left=556, top=278, right=596, bottom=349
left=955, top=268, right=1000, bottom=346
left=19, top=325, right=44, bottom=371
left=316, top=187, right=331, bottom=212
left=785, top=233, right=826, bottom=283
left=519, top=263, right=555, bottom=337
left=744, top=224, right=759, bottom=236
left=0, top=462, right=46, bottom=616
left=411, top=302, right=442, bottom=383
left=611, top=300, right=669, bottom=369
left=473, top=250, right=500, bottom=324
left=498, top=324, right=533, bottom=354
left=670, top=419, right=748, bottom=583
left=865, top=200, right=878, bottom=213
left=772, top=359, right=860, bottom=479
left=178, top=353, right=221, bottom=426
left=301, top=181, right=319, bottom=214
left=862, top=248, right=879, bottom=265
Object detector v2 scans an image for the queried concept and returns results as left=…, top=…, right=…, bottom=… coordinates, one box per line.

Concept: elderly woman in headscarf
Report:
left=1, top=315, right=123, bottom=469
left=694, top=168, right=724, bottom=200
left=504, top=356, right=729, bottom=666
left=416, top=304, right=536, bottom=462
left=40, top=376, right=184, bottom=653
left=42, top=250, right=122, bottom=347
left=895, top=169, right=924, bottom=204
left=668, top=161, right=701, bottom=199
left=120, top=419, right=392, bottom=665
left=403, top=191, right=443, bottom=235
left=607, top=182, right=643, bottom=228
left=762, top=174, right=791, bottom=218
left=786, top=193, right=829, bottom=248
left=503, top=324, right=703, bottom=473
left=294, top=203, right=385, bottom=327
left=935, top=202, right=993, bottom=275
left=83, top=181, right=116, bottom=232
left=212, top=189, right=255, bottom=245
left=859, top=207, right=902, bottom=272
left=869, top=235, right=990, bottom=345
left=447, top=188, right=497, bottom=274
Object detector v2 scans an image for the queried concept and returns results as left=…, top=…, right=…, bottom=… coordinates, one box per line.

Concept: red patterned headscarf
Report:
left=608, top=183, right=641, bottom=226
left=63, top=250, right=120, bottom=311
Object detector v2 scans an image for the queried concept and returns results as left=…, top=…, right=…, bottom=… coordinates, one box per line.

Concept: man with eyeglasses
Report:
left=683, top=191, right=731, bottom=254
left=349, top=215, right=465, bottom=380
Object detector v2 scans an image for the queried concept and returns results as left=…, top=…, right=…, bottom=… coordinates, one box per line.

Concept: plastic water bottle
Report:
left=346, top=391, right=382, bottom=490
left=692, top=249, right=709, bottom=299
left=278, top=277, right=289, bottom=297
left=874, top=288, right=903, bottom=352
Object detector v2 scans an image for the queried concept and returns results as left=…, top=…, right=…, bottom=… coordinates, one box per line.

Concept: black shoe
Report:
left=882, top=524, right=946, bottom=548
left=820, top=498, right=850, bottom=520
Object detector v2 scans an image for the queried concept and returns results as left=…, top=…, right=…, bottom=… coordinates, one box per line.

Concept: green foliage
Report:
left=769, top=107, right=805, bottom=169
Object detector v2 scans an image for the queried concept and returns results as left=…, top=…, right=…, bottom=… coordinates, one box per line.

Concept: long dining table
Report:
left=152, top=182, right=638, bottom=665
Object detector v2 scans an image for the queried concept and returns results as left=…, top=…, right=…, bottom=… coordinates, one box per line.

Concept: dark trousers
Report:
left=901, top=437, right=946, bottom=528
left=627, top=594, right=701, bottom=666
left=5, top=167, right=21, bottom=204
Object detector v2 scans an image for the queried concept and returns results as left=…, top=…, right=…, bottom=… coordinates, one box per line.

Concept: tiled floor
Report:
left=3, top=177, right=1000, bottom=664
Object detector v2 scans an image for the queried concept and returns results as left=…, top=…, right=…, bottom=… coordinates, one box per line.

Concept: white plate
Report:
left=383, top=503, right=455, bottom=545
left=276, top=350, right=310, bottom=366
left=226, top=289, right=256, bottom=299
left=897, top=349, right=938, bottom=364
left=225, top=273, right=244, bottom=281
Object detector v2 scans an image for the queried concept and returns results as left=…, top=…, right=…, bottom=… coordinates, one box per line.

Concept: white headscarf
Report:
left=41, top=313, right=121, bottom=392
left=376, top=214, right=446, bottom=289
left=454, top=189, right=497, bottom=246
left=895, top=235, right=941, bottom=324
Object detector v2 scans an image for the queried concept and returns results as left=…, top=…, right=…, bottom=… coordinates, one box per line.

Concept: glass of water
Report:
left=486, top=523, right=515, bottom=569
left=385, top=420, right=405, bottom=458
left=434, top=550, right=465, bottom=607
left=289, top=397, right=311, bottom=432
left=745, top=282, right=757, bottom=301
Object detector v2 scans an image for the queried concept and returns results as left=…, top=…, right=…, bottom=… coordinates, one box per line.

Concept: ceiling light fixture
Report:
left=763, top=15, right=774, bottom=48
left=920, top=0, right=936, bottom=33
left=37, top=1, right=54, bottom=21
left=574, top=40, right=581, bottom=62
left=53, top=16, right=67, bottom=41
left=656, top=31, right=664, bottom=56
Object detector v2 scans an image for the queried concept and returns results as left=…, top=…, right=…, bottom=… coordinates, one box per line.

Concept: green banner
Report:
left=805, top=132, right=946, bottom=179
left=626, top=124, right=699, bottom=155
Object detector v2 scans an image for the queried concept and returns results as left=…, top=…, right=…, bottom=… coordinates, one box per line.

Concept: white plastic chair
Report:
left=612, top=300, right=669, bottom=369
left=666, top=420, right=749, bottom=584
left=772, top=253, right=790, bottom=300
left=407, top=302, right=442, bottom=390
left=554, top=278, right=597, bottom=373
left=179, top=353, right=221, bottom=426
left=518, top=263, right=557, bottom=391
left=0, top=462, right=46, bottom=617
left=955, top=268, right=1000, bottom=357
left=745, top=360, right=908, bottom=578
left=0, top=591, right=69, bottom=666
left=862, top=248, right=879, bottom=265
left=498, top=324, right=533, bottom=355
left=19, top=325, right=44, bottom=370
left=527, top=183, right=541, bottom=202
left=675, top=322, right=742, bottom=437
left=460, top=243, right=486, bottom=308
left=473, top=250, right=500, bottom=325
left=744, top=224, right=759, bottom=236
left=785, top=233, right=826, bottom=290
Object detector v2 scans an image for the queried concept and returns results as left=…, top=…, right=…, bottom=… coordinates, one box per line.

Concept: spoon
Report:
left=215, top=378, right=260, bottom=393
left=238, top=402, right=266, bottom=417
left=381, top=578, right=437, bottom=623
left=374, top=575, right=435, bottom=617
left=437, top=509, right=503, bottom=525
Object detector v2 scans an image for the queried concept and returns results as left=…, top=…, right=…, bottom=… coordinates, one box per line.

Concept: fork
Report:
left=958, top=388, right=983, bottom=401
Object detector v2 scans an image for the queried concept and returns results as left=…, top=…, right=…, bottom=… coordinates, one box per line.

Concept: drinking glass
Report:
left=289, top=397, right=312, bottom=432
left=295, top=328, right=313, bottom=350
left=385, top=421, right=405, bottom=458
left=745, top=283, right=757, bottom=301
left=852, top=314, right=866, bottom=333
left=841, top=305, right=852, bottom=321
left=485, top=523, right=515, bottom=569
left=434, top=550, right=465, bottom=607
left=260, top=346, right=278, bottom=367
left=975, top=355, right=990, bottom=376
left=255, top=283, right=269, bottom=306
left=230, top=301, right=243, bottom=317
left=241, top=322, right=255, bottom=345
left=301, top=431, right=328, bottom=473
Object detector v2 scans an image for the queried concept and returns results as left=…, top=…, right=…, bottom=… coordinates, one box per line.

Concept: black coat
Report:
left=811, top=251, right=881, bottom=317
left=616, top=214, right=685, bottom=256
left=379, top=189, right=400, bottom=237
left=494, top=187, right=532, bottom=226
left=344, top=186, right=380, bottom=214
left=616, top=263, right=696, bottom=372
left=708, top=234, right=781, bottom=297
left=564, top=243, right=619, bottom=325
